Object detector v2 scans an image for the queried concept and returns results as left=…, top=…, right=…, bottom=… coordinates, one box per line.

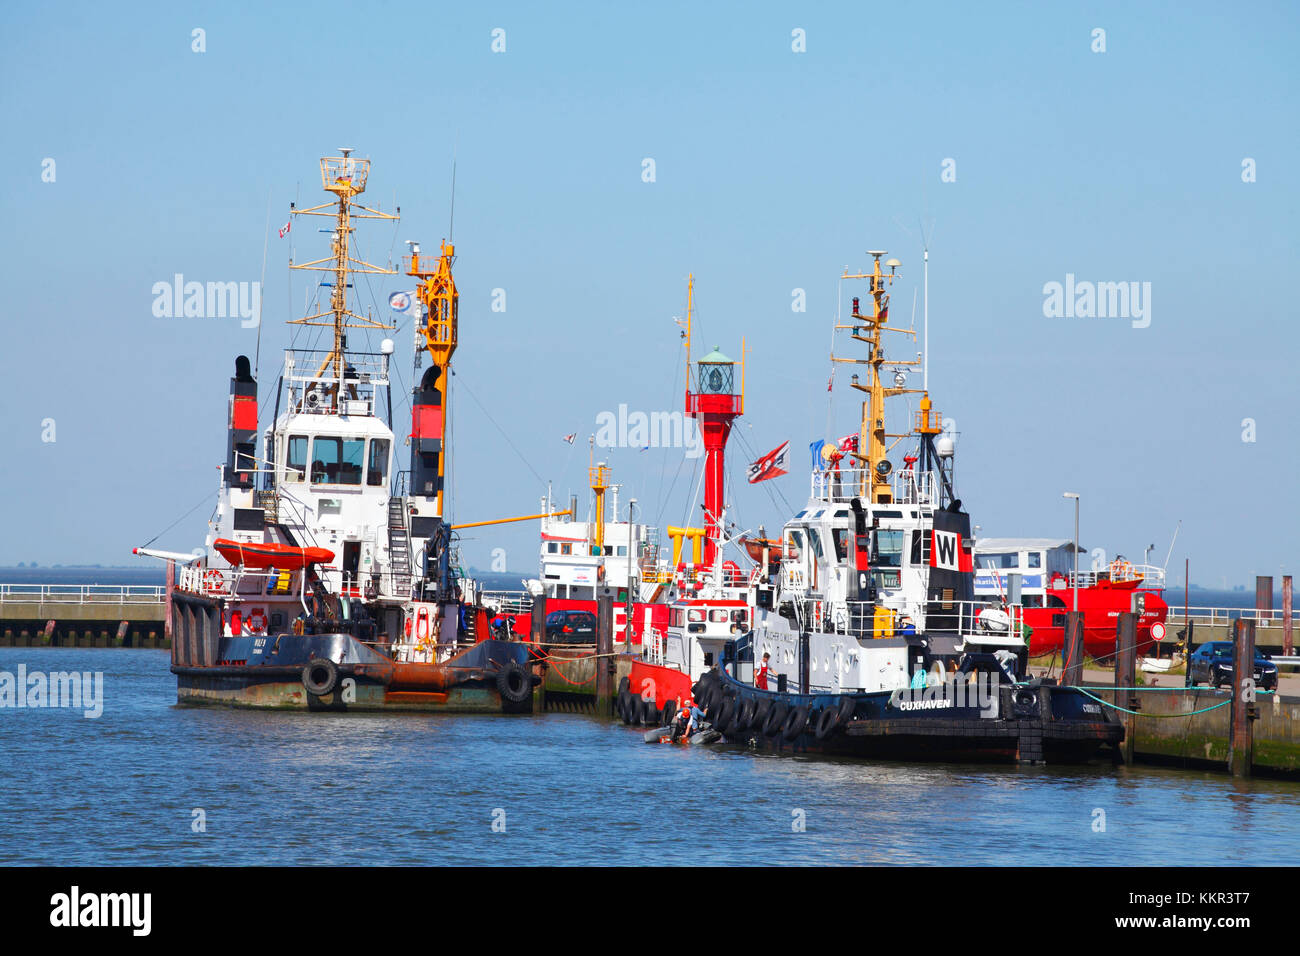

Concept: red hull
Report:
left=1024, top=579, right=1169, bottom=659
left=627, top=659, right=694, bottom=711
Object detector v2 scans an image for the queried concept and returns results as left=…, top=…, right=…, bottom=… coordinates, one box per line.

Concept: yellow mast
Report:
left=288, top=149, right=399, bottom=409
left=588, top=440, right=610, bottom=554
left=833, top=251, right=931, bottom=503
left=406, top=239, right=459, bottom=517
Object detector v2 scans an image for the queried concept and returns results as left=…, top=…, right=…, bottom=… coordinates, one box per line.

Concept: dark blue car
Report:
left=1188, top=641, right=1278, bottom=691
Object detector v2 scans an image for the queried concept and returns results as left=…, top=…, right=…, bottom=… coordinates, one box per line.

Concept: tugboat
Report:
left=135, top=150, right=537, bottom=712
left=668, top=252, right=1123, bottom=763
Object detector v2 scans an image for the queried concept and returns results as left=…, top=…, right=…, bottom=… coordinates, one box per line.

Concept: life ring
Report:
left=302, top=658, right=339, bottom=697
left=416, top=607, right=430, bottom=641
left=247, top=608, right=267, bottom=634
left=203, top=569, right=224, bottom=594
left=781, top=704, right=810, bottom=741
left=496, top=659, right=531, bottom=706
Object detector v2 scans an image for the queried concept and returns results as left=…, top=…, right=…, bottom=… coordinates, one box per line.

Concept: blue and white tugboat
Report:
left=135, top=150, right=536, bottom=712
left=682, top=252, right=1122, bottom=763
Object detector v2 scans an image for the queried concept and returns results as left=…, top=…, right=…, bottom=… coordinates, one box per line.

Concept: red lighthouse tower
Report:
left=682, top=278, right=744, bottom=566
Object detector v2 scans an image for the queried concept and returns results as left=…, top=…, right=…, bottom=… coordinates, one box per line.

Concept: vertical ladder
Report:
left=388, top=497, right=413, bottom=596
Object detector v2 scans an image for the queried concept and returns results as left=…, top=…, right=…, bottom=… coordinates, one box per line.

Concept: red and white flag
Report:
left=278, top=221, right=291, bottom=239
left=747, top=441, right=789, bottom=484
left=562, top=433, right=576, bottom=444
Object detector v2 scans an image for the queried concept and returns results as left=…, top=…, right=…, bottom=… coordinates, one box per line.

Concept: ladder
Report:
left=387, top=497, right=413, bottom=596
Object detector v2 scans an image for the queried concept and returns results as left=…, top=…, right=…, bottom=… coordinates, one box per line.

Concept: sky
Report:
left=1, top=0, right=1296, bottom=587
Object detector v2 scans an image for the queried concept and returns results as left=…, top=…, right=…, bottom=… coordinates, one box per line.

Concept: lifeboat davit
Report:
left=213, top=539, right=335, bottom=570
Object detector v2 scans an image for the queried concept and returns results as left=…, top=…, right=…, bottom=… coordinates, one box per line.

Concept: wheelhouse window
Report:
left=311, top=437, right=365, bottom=485
left=976, top=552, right=1018, bottom=570
left=874, top=530, right=904, bottom=568
left=785, top=529, right=805, bottom=561
left=285, top=435, right=308, bottom=482
left=687, top=609, right=705, bottom=623
left=832, top=528, right=850, bottom=562
left=1026, top=551, right=1042, bottom=568
left=367, top=438, right=390, bottom=487
left=561, top=543, right=572, bottom=555
left=709, top=609, right=729, bottom=623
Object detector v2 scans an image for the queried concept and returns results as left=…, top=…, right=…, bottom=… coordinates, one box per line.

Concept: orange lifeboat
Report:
left=213, top=539, right=335, bottom=569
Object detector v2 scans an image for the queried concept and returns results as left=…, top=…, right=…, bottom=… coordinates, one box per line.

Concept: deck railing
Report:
left=0, top=584, right=166, bottom=604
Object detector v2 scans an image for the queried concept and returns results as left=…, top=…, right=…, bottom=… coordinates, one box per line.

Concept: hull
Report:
left=172, top=632, right=536, bottom=713
left=696, top=670, right=1123, bottom=765
left=1025, top=582, right=1169, bottom=658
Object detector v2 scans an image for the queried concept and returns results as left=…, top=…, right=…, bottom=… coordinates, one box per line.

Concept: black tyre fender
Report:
left=496, top=659, right=531, bottom=705
left=762, top=701, right=789, bottom=737
left=705, top=684, right=726, bottom=713
left=661, top=699, right=677, bottom=726
left=737, top=696, right=758, bottom=730
left=782, top=704, right=810, bottom=741
left=618, top=689, right=633, bottom=723
left=712, top=697, right=735, bottom=734
left=815, top=705, right=841, bottom=740
left=753, top=697, right=773, bottom=729
left=302, top=658, right=338, bottom=697
left=618, top=675, right=631, bottom=696
left=836, top=695, right=856, bottom=725
left=641, top=696, right=658, bottom=725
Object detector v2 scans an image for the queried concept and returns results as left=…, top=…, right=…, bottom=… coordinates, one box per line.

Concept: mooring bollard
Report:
left=1229, top=619, right=1257, bottom=777
left=1062, top=612, right=1085, bottom=686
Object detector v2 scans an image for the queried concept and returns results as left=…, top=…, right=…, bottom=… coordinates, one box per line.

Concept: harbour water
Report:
left=2, top=646, right=1298, bottom=866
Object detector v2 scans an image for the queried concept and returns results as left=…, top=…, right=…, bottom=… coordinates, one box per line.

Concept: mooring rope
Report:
left=1069, top=686, right=1236, bottom=718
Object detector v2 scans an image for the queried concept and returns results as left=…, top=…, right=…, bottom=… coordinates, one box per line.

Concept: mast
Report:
left=407, top=239, right=459, bottom=519
left=835, top=251, right=928, bottom=503
left=288, top=149, right=399, bottom=410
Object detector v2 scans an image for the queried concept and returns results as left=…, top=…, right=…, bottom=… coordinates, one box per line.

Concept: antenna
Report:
left=1162, top=520, right=1182, bottom=571
left=448, top=160, right=457, bottom=242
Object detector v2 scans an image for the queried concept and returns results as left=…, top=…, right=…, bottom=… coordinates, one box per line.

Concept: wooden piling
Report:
left=1062, top=612, right=1085, bottom=686
left=596, top=588, right=614, bottom=716
left=529, top=592, right=547, bottom=710
left=1284, top=576, right=1293, bottom=657
left=1229, top=619, right=1256, bottom=777
left=1115, top=611, right=1137, bottom=765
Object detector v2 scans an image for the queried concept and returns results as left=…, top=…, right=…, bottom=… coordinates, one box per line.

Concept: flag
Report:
left=835, top=433, right=859, bottom=470
left=827, top=371, right=834, bottom=392
left=278, top=221, right=291, bottom=239
left=562, top=433, right=576, bottom=444
left=809, top=439, right=826, bottom=471
left=388, top=290, right=416, bottom=313
left=748, top=441, right=789, bottom=484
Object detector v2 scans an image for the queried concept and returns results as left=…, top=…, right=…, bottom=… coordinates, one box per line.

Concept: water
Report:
left=2, top=648, right=1298, bottom=866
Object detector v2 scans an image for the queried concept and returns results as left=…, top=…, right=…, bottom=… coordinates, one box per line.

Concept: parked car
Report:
left=1188, top=641, right=1278, bottom=691
left=544, top=609, right=597, bottom=644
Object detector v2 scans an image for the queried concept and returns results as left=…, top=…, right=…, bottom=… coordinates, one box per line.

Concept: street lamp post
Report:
left=1062, top=493, right=1080, bottom=614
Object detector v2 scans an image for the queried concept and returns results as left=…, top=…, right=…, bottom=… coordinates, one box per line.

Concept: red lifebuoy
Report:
left=204, top=569, right=224, bottom=594
left=247, top=608, right=267, bottom=634
left=416, top=607, right=430, bottom=641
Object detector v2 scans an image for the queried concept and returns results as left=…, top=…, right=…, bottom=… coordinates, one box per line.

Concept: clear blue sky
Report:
left=2, top=1, right=1296, bottom=588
